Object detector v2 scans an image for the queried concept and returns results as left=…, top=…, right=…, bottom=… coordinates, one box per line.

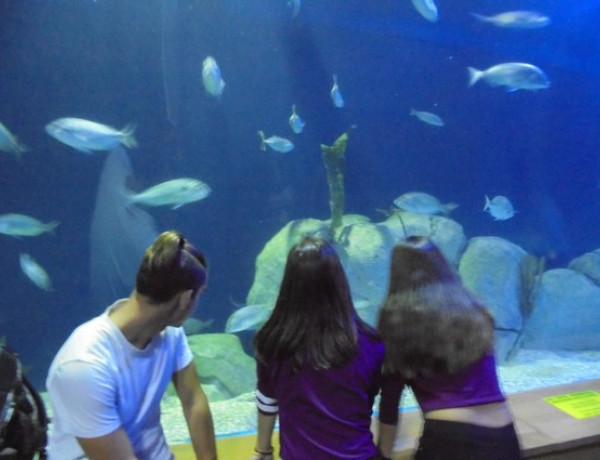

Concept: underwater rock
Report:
left=246, top=213, right=467, bottom=326
left=521, top=269, right=600, bottom=350
left=458, top=237, right=527, bottom=362
left=187, top=333, right=256, bottom=401
left=568, top=250, right=600, bottom=286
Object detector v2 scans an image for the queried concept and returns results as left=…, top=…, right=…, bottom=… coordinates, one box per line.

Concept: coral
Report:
left=320, top=126, right=355, bottom=239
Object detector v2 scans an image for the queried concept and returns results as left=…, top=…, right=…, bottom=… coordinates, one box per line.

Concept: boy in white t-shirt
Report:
left=46, top=230, right=217, bottom=460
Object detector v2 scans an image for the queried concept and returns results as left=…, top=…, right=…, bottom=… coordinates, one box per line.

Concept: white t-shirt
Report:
left=46, top=299, right=193, bottom=460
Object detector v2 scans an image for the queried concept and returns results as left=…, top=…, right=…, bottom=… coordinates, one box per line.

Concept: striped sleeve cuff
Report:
left=255, top=389, right=279, bottom=415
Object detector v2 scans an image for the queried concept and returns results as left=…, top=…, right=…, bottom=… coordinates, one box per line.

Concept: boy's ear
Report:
left=178, top=289, right=194, bottom=309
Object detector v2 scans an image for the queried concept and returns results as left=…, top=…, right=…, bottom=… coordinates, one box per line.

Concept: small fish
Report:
left=258, top=131, right=294, bottom=153
left=127, top=178, right=212, bottom=209
left=0, top=121, right=27, bottom=159
left=330, top=74, right=345, bottom=108
left=0, top=213, right=59, bottom=237
left=45, top=118, right=137, bottom=154
left=19, top=253, right=52, bottom=291
left=288, top=0, right=300, bottom=18
left=202, top=56, right=225, bottom=98
left=183, top=317, right=215, bottom=336
left=225, top=303, right=272, bottom=333
left=468, top=63, right=550, bottom=92
left=410, top=108, right=444, bottom=127
left=484, top=195, right=515, bottom=221
left=288, top=105, right=305, bottom=134
left=393, top=192, right=458, bottom=215
left=471, top=11, right=551, bottom=29
left=412, top=0, right=438, bottom=22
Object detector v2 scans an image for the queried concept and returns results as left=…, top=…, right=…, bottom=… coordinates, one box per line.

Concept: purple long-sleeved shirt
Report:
left=379, top=352, right=506, bottom=425
left=256, top=330, right=384, bottom=459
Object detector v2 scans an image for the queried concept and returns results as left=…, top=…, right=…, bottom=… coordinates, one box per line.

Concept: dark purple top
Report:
left=379, top=353, right=506, bottom=425
left=256, top=329, right=384, bottom=460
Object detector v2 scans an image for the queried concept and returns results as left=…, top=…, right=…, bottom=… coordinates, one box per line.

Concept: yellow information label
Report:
left=544, top=391, right=600, bottom=419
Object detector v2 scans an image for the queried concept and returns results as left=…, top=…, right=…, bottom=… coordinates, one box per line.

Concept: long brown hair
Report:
left=254, top=236, right=377, bottom=371
left=377, top=236, right=494, bottom=378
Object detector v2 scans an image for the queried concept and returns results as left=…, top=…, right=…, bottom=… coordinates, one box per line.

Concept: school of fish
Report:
left=2, top=2, right=552, bottom=302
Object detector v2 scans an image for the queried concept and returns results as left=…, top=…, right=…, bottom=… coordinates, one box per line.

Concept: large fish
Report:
left=410, top=108, right=444, bottom=127
left=393, top=192, right=458, bottom=215
left=468, top=63, right=550, bottom=91
left=258, top=131, right=295, bottom=153
left=0, top=213, right=59, bottom=237
left=471, top=11, right=551, bottom=29
left=484, top=195, right=515, bottom=221
left=225, top=303, right=272, bottom=333
left=0, top=121, right=27, bottom=159
left=412, top=0, right=438, bottom=22
left=19, top=253, right=52, bottom=291
left=202, top=56, right=225, bottom=98
left=330, top=74, right=345, bottom=108
left=288, top=105, right=305, bottom=134
left=45, top=118, right=137, bottom=154
left=127, top=178, right=212, bottom=209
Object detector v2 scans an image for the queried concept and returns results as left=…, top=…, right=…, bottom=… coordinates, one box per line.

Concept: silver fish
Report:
left=412, top=0, right=438, bottom=22
left=0, top=213, right=59, bottom=237
left=484, top=195, right=515, bottom=221
left=45, top=118, right=137, bottom=154
left=258, top=131, right=294, bottom=153
left=289, top=105, right=305, bottom=134
left=471, top=11, right=551, bottom=29
left=202, top=56, right=225, bottom=98
left=20, top=253, right=52, bottom=291
left=410, top=108, right=444, bottom=127
left=225, top=303, right=272, bottom=333
left=128, top=178, right=212, bottom=209
left=0, top=121, right=27, bottom=159
left=468, top=63, right=550, bottom=91
left=330, top=74, right=345, bottom=108
left=394, top=192, right=458, bottom=215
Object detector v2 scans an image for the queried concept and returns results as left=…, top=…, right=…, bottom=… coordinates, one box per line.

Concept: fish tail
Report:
left=468, top=67, right=482, bottom=86
left=258, top=130, right=267, bottom=151
left=483, top=195, right=490, bottom=211
left=121, top=123, right=138, bottom=149
left=45, top=221, right=60, bottom=234
left=470, top=12, right=489, bottom=23
left=444, top=203, right=459, bottom=214
left=410, top=108, right=417, bottom=116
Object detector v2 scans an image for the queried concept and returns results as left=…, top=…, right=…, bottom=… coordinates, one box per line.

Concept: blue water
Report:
left=1, top=0, right=599, bottom=389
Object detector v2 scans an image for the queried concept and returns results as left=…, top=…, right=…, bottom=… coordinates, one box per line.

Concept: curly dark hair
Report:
left=136, top=230, right=207, bottom=304
left=377, top=236, right=494, bottom=379
left=254, top=236, right=378, bottom=371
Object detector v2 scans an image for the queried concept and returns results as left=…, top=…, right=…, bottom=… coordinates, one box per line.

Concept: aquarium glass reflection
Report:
left=1, top=0, right=599, bottom=441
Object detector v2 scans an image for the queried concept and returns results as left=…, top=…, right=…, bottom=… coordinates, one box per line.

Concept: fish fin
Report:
left=257, top=131, right=267, bottom=151
left=506, top=87, right=519, bottom=93
left=171, top=203, right=183, bottom=210
left=120, top=123, right=138, bottom=149
left=483, top=195, right=490, bottom=211
left=46, top=221, right=60, bottom=235
left=467, top=67, right=482, bottom=86
left=470, top=12, right=490, bottom=23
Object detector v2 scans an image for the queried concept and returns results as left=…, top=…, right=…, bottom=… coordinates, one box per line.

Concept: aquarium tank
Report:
left=1, top=0, right=599, bottom=444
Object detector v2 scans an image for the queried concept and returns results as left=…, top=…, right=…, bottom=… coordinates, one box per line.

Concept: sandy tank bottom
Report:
left=40, top=349, right=600, bottom=444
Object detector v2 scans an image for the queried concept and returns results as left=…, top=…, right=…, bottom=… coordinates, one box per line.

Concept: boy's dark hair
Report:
left=136, top=231, right=207, bottom=304
left=254, top=236, right=377, bottom=371
left=377, top=236, right=494, bottom=379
